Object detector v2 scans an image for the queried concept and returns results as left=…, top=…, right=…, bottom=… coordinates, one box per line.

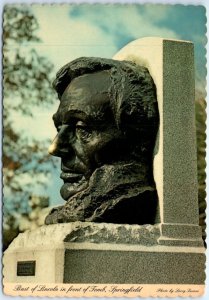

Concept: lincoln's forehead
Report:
left=55, top=70, right=113, bottom=123
left=63, top=71, right=110, bottom=100
left=70, top=70, right=111, bottom=91
left=61, top=71, right=111, bottom=112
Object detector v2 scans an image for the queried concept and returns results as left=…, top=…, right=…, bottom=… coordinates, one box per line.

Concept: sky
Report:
left=7, top=3, right=207, bottom=206
left=31, top=4, right=206, bottom=84
left=17, top=4, right=207, bottom=138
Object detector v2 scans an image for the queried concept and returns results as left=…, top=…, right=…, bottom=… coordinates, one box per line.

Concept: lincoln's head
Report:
left=46, top=57, right=159, bottom=225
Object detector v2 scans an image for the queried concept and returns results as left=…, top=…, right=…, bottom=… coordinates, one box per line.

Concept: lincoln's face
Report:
left=49, top=71, right=124, bottom=201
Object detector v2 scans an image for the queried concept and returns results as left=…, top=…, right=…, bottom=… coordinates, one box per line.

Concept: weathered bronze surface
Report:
left=45, top=57, right=159, bottom=225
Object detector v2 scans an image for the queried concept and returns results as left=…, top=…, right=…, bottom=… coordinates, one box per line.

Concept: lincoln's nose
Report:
left=48, top=135, right=60, bottom=156
left=48, top=125, right=69, bottom=157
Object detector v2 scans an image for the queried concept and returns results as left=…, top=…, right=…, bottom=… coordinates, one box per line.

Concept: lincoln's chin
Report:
left=60, top=173, right=88, bottom=200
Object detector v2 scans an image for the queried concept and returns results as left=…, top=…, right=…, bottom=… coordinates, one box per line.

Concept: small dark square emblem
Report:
left=17, top=261, right=36, bottom=276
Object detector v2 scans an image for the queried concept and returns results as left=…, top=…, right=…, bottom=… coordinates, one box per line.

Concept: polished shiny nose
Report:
left=48, top=125, right=69, bottom=156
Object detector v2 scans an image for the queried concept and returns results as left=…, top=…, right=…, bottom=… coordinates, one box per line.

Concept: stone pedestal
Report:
left=3, top=222, right=205, bottom=284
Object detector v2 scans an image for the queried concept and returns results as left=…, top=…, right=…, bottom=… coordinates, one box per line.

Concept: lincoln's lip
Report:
left=60, top=172, right=83, bottom=183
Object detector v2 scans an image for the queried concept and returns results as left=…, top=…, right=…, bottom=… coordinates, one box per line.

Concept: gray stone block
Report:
left=64, top=249, right=205, bottom=284
left=160, top=224, right=202, bottom=239
left=163, top=40, right=198, bottom=225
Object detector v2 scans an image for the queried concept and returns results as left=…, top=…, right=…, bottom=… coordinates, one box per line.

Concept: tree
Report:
left=3, top=5, right=57, bottom=249
left=195, top=95, right=206, bottom=244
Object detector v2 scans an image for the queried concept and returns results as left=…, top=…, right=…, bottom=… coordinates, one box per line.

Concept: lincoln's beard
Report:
left=45, top=161, right=158, bottom=225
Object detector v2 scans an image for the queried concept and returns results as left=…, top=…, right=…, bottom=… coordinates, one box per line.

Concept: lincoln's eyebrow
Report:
left=63, top=110, right=89, bottom=123
left=52, top=109, right=104, bottom=130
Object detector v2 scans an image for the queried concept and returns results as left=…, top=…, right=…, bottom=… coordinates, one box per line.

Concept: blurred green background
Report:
left=3, top=4, right=206, bottom=249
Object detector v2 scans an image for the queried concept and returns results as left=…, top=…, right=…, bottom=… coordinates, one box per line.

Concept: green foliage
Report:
left=3, top=5, right=56, bottom=248
left=195, top=97, right=206, bottom=242
left=3, top=195, right=51, bottom=251
left=3, top=6, right=40, bottom=43
left=3, top=6, right=55, bottom=114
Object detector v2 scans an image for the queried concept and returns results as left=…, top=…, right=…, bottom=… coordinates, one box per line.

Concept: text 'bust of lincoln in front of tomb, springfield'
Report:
left=45, top=57, right=159, bottom=226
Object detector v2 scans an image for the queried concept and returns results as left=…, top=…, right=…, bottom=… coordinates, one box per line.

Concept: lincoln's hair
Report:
left=53, top=57, right=159, bottom=159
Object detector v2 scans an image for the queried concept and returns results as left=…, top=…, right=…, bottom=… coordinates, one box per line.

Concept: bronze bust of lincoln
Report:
left=45, top=57, right=159, bottom=225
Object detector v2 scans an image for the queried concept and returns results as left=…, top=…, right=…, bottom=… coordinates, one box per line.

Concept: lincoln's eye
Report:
left=56, top=125, right=62, bottom=133
left=75, top=121, right=92, bottom=139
